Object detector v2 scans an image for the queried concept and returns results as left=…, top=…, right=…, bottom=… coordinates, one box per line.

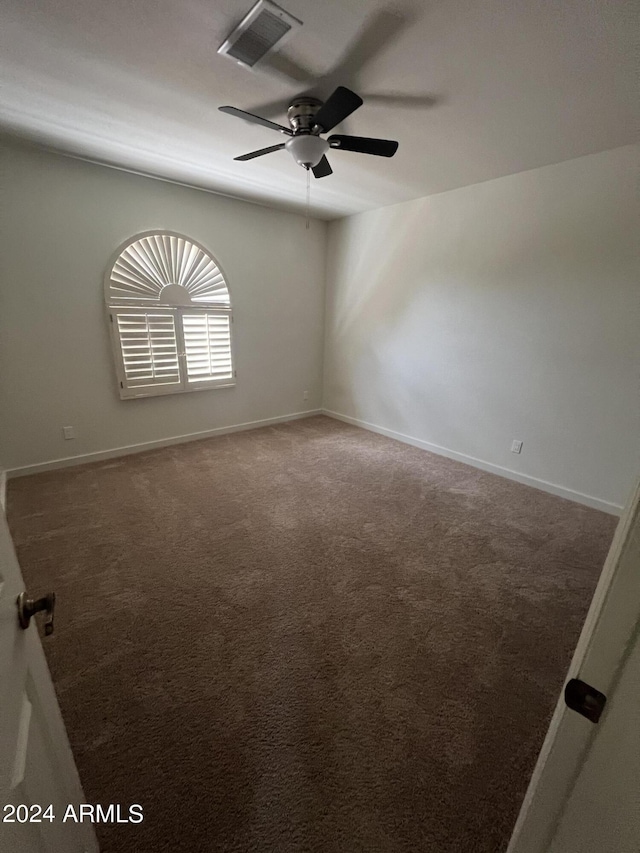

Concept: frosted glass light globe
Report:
left=285, top=135, right=329, bottom=168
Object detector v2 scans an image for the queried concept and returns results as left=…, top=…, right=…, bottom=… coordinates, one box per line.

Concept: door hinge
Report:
left=120, top=381, right=124, bottom=389
left=110, top=314, right=114, bottom=323
left=564, top=678, right=607, bottom=723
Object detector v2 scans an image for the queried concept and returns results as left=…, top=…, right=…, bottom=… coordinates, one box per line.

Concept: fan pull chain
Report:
left=305, top=166, right=311, bottom=230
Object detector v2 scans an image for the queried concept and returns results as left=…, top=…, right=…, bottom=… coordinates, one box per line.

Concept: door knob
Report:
left=17, top=592, right=56, bottom=635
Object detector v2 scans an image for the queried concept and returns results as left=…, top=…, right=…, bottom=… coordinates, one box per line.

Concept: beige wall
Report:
left=0, top=142, right=327, bottom=471
left=323, top=145, right=640, bottom=512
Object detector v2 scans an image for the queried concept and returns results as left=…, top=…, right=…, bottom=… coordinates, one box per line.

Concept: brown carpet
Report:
left=7, top=415, right=616, bottom=853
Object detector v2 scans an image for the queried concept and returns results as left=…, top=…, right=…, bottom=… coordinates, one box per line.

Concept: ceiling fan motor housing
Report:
left=287, top=97, right=322, bottom=133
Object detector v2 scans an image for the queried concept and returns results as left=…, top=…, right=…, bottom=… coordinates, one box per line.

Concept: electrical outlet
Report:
left=511, top=439, right=523, bottom=454
left=303, top=390, right=309, bottom=401
left=63, top=426, right=75, bottom=440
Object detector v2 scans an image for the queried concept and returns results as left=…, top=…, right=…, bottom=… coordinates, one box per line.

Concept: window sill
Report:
left=119, top=380, right=237, bottom=401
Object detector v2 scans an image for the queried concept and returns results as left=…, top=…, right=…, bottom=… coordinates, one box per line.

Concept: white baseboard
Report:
left=5, top=410, right=322, bottom=480
left=323, top=409, right=623, bottom=516
left=5, top=408, right=624, bottom=515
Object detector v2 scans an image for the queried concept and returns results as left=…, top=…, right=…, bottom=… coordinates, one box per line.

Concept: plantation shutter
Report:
left=112, top=310, right=182, bottom=397
left=183, top=313, right=233, bottom=385
left=105, top=232, right=235, bottom=400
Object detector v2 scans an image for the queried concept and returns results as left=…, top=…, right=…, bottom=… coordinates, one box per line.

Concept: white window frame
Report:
left=104, top=231, right=236, bottom=401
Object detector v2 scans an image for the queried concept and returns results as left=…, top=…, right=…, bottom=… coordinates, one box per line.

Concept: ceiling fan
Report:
left=219, top=86, right=399, bottom=178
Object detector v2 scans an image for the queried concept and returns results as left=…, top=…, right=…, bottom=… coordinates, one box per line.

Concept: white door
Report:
left=0, top=510, right=98, bottom=853
left=507, top=476, right=640, bottom=853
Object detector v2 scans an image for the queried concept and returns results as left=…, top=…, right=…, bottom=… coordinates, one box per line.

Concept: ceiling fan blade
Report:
left=311, top=156, right=333, bottom=179
left=313, top=87, right=363, bottom=132
left=219, top=106, right=292, bottom=135
left=234, top=144, right=286, bottom=161
left=329, top=135, right=398, bottom=157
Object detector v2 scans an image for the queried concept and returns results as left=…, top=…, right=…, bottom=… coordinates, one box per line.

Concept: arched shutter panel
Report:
left=108, top=234, right=231, bottom=307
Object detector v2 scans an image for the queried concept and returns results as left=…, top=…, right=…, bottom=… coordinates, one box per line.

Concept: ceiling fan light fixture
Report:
left=285, top=135, right=329, bottom=168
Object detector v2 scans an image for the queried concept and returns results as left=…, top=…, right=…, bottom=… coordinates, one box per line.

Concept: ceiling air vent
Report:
left=218, top=0, right=302, bottom=69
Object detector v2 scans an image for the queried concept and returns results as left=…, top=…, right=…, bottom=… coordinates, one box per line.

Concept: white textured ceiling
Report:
left=1, top=0, right=637, bottom=218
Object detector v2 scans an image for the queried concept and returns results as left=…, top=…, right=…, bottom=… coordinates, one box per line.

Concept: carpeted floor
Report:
left=7, top=415, right=616, bottom=853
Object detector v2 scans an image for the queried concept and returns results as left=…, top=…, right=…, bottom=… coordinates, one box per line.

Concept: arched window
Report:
left=105, top=231, right=235, bottom=399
